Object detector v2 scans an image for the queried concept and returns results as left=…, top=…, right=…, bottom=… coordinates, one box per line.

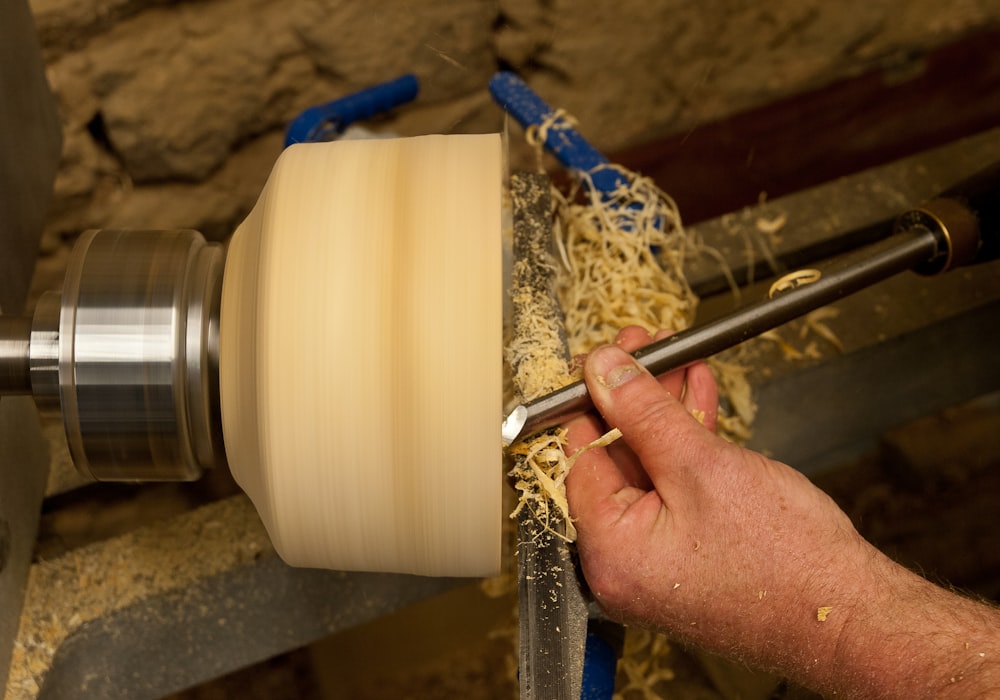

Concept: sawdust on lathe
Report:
left=5, top=497, right=271, bottom=700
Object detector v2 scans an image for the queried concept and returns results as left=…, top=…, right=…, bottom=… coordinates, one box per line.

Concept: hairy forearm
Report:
left=635, top=511, right=1000, bottom=699
left=816, top=548, right=1000, bottom=699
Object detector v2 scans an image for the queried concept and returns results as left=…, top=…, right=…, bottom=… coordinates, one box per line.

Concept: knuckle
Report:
left=622, top=394, right=677, bottom=441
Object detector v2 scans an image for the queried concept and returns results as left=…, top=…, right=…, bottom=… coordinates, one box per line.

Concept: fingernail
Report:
left=589, top=344, right=644, bottom=389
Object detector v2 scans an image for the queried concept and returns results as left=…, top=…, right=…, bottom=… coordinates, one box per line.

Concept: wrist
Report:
left=743, top=529, right=884, bottom=691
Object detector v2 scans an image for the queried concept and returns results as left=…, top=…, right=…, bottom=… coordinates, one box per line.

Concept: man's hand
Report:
left=564, top=326, right=1000, bottom=698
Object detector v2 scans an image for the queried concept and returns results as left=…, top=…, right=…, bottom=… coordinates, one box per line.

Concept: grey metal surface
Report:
left=1, top=230, right=226, bottom=482
left=26, top=294, right=59, bottom=413
left=56, top=230, right=225, bottom=481
left=0, top=319, right=32, bottom=395
left=0, top=0, right=61, bottom=316
left=0, top=0, right=61, bottom=693
left=0, top=400, right=48, bottom=698
left=516, top=517, right=587, bottom=700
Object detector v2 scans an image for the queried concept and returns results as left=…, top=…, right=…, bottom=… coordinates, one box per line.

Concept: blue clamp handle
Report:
left=285, top=74, right=419, bottom=146
left=581, top=631, right=619, bottom=699
left=488, top=71, right=626, bottom=196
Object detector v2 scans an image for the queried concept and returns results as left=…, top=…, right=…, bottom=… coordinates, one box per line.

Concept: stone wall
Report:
left=27, top=0, right=1000, bottom=300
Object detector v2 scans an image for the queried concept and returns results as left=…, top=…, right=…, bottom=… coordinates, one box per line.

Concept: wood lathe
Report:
left=3, top=56, right=1000, bottom=699
left=2, top=74, right=996, bottom=577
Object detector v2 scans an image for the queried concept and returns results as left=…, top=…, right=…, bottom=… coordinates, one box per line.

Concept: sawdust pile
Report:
left=552, top=168, right=695, bottom=352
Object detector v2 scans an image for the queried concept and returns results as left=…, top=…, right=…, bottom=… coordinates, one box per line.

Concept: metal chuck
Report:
left=0, top=229, right=226, bottom=481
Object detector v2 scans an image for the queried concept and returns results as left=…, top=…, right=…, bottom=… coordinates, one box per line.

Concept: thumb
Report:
left=583, top=344, right=708, bottom=481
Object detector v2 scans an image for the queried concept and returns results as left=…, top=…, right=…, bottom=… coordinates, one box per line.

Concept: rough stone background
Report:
left=26, top=0, right=1000, bottom=301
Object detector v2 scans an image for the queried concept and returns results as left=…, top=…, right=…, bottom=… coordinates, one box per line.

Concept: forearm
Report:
left=657, top=522, right=1000, bottom=698
left=816, top=548, right=1000, bottom=699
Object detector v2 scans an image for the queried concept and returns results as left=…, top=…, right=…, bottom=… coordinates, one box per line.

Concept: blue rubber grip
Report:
left=489, top=71, right=626, bottom=195
left=285, top=74, right=420, bottom=146
left=581, top=632, right=618, bottom=699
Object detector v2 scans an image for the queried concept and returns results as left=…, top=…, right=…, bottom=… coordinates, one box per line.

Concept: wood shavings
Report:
left=504, top=170, right=579, bottom=545
left=525, top=108, right=580, bottom=150
left=508, top=427, right=621, bottom=543
left=7, top=497, right=272, bottom=700
left=718, top=207, right=783, bottom=289
left=505, top=284, right=571, bottom=401
left=756, top=211, right=788, bottom=235
left=553, top=165, right=696, bottom=355
left=711, top=356, right=756, bottom=442
left=759, top=329, right=808, bottom=361
left=802, top=307, right=844, bottom=352
left=504, top=173, right=571, bottom=402
left=614, top=629, right=676, bottom=700
left=769, top=268, right=822, bottom=298
left=757, top=306, right=844, bottom=361
left=524, top=108, right=581, bottom=173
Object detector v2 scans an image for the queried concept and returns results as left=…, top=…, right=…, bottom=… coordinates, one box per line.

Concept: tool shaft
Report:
left=507, top=223, right=942, bottom=443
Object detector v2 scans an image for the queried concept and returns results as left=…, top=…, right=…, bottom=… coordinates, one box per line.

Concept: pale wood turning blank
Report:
left=220, top=134, right=503, bottom=576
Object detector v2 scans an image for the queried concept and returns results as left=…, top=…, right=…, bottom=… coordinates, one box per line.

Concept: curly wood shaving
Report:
left=768, top=268, right=822, bottom=298
left=508, top=427, right=621, bottom=543
left=802, top=307, right=844, bottom=352
left=524, top=108, right=581, bottom=172
left=756, top=211, right=788, bottom=235
left=757, top=306, right=844, bottom=362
